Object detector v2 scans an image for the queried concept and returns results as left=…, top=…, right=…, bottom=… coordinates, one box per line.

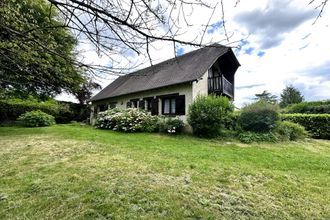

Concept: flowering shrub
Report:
left=157, top=117, right=184, bottom=134
left=95, top=108, right=158, bottom=132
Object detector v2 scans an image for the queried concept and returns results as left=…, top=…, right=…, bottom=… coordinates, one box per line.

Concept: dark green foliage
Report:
left=279, top=85, right=304, bottom=108
left=254, top=90, right=278, bottom=104
left=238, top=131, right=278, bottom=144
left=0, top=0, right=84, bottom=98
left=157, top=117, right=184, bottom=134
left=71, top=80, right=102, bottom=105
left=282, top=114, right=330, bottom=139
left=188, top=95, right=233, bottom=137
left=0, top=98, right=89, bottom=123
left=275, top=121, right=307, bottom=141
left=285, top=100, right=330, bottom=114
left=18, top=110, right=55, bottom=127
left=238, top=101, right=279, bottom=132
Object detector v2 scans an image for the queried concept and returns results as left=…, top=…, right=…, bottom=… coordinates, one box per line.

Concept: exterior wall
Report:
left=92, top=83, right=193, bottom=123
left=192, top=70, right=209, bottom=100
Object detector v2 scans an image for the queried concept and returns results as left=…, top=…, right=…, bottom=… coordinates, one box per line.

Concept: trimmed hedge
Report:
left=285, top=100, right=330, bottom=114
left=281, top=114, right=330, bottom=139
left=0, top=98, right=89, bottom=123
left=238, top=101, right=279, bottom=132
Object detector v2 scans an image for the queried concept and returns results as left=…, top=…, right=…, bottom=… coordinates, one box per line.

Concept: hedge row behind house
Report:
left=285, top=100, right=330, bottom=114
left=0, top=98, right=89, bottom=123
left=281, top=114, right=330, bottom=139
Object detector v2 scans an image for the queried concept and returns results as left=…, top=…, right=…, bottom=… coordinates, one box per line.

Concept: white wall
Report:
left=192, top=70, right=209, bottom=100
left=92, top=83, right=193, bottom=122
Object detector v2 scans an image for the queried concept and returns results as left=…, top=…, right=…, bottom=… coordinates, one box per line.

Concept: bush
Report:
left=18, top=110, right=55, bottom=127
left=188, top=95, right=233, bottom=137
left=238, top=131, right=278, bottom=144
left=282, top=114, right=330, bottom=139
left=285, top=100, right=330, bottom=114
left=275, top=121, right=307, bottom=141
left=157, top=117, right=184, bottom=134
left=238, top=101, right=279, bottom=132
left=95, top=108, right=159, bottom=132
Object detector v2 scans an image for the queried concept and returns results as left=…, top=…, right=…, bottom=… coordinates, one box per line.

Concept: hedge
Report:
left=281, top=114, right=330, bottom=139
left=0, top=98, right=89, bottom=123
left=285, top=100, right=330, bottom=114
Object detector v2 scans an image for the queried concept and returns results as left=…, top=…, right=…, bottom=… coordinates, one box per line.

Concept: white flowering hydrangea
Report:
left=95, top=108, right=158, bottom=132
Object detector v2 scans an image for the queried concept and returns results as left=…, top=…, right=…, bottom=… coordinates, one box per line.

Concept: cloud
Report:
left=300, top=61, right=330, bottom=81
left=235, top=0, right=316, bottom=49
left=236, top=83, right=265, bottom=89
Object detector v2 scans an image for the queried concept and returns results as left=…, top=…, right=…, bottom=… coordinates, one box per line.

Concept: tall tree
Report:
left=72, top=80, right=102, bottom=105
left=0, top=0, right=84, bottom=99
left=280, top=85, right=304, bottom=108
left=254, top=90, right=278, bottom=105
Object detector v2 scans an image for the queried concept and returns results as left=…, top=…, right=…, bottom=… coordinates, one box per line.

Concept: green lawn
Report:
left=0, top=124, right=329, bottom=219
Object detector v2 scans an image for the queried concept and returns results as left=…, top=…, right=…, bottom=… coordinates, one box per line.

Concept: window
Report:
left=109, top=102, right=116, bottom=109
left=98, top=104, right=107, bottom=112
left=162, top=95, right=185, bottom=115
left=138, top=100, right=145, bottom=110
left=129, top=99, right=138, bottom=108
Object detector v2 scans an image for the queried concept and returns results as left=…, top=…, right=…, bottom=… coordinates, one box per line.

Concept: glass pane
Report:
left=171, top=98, right=176, bottom=114
left=164, top=99, right=170, bottom=114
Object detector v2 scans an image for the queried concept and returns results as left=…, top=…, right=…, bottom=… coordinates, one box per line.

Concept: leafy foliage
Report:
left=279, top=85, right=304, bottom=108
left=188, top=95, right=233, bottom=137
left=275, top=121, right=307, bottom=141
left=18, top=110, right=55, bottom=127
left=0, top=0, right=84, bottom=98
left=71, top=80, right=102, bottom=105
left=157, top=117, right=184, bottom=134
left=254, top=90, right=278, bottom=105
left=238, top=101, right=279, bottom=132
left=282, top=114, right=330, bottom=139
left=238, top=131, right=278, bottom=144
left=285, top=100, right=330, bottom=114
left=0, top=97, right=89, bottom=123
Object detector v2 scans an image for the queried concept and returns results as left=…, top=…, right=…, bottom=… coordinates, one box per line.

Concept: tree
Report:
left=72, top=80, right=102, bottom=105
left=0, top=0, right=85, bottom=99
left=254, top=90, right=278, bottom=105
left=279, top=85, right=304, bottom=108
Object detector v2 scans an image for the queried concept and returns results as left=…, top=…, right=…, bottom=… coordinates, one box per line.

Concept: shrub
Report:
left=188, top=95, right=233, bottom=137
left=238, top=101, right=279, bottom=132
left=18, top=110, right=55, bottom=127
left=157, top=117, right=184, bottom=134
left=0, top=97, right=88, bottom=123
left=285, top=100, right=330, bottom=114
left=95, top=108, right=158, bottom=132
left=238, top=131, right=278, bottom=144
left=275, top=121, right=307, bottom=141
left=282, top=114, right=330, bottom=139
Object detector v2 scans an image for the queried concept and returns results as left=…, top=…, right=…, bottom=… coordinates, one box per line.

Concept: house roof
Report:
left=91, top=44, right=239, bottom=101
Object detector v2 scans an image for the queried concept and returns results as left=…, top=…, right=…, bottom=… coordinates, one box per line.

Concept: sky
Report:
left=56, top=0, right=330, bottom=107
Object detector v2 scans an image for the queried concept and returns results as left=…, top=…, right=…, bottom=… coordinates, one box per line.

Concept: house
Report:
left=90, top=44, right=240, bottom=123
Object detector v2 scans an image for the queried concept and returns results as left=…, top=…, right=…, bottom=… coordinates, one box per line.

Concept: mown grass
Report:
left=0, top=124, right=329, bottom=219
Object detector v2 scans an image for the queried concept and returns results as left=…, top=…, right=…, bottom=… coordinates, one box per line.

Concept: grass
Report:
left=0, top=124, right=329, bottom=219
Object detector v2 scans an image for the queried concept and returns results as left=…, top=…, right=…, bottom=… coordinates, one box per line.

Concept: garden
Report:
left=0, top=90, right=329, bottom=219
